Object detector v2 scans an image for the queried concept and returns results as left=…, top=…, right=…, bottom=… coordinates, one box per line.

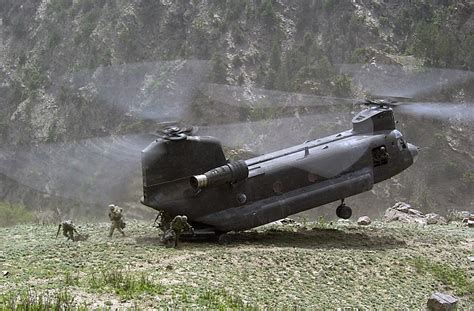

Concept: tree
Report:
left=210, top=53, right=227, bottom=84
left=261, top=0, right=276, bottom=25
left=270, top=40, right=281, bottom=71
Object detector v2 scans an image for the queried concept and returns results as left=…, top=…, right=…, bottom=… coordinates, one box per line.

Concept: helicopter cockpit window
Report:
left=372, top=145, right=389, bottom=167
left=393, top=130, right=407, bottom=150
left=397, top=138, right=407, bottom=150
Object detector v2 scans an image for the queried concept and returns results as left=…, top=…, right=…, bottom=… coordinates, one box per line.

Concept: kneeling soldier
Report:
left=162, top=215, right=192, bottom=248
left=56, top=220, right=79, bottom=241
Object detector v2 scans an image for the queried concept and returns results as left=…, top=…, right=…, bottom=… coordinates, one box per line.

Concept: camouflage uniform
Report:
left=154, top=210, right=172, bottom=232
left=56, top=220, right=78, bottom=241
left=108, top=204, right=126, bottom=237
left=162, top=215, right=192, bottom=248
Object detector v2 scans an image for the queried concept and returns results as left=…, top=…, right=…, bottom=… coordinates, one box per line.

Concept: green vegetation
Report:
left=0, top=289, right=86, bottom=311
left=0, top=221, right=472, bottom=309
left=210, top=53, right=227, bottom=84
left=22, top=62, right=47, bottom=92
left=47, top=0, right=73, bottom=13
left=88, top=270, right=164, bottom=299
left=393, top=4, right=472, bottom=69
left=411, top=257, right=474, bottom=297
left=198, top=288, right=258, bottom=310
left=0, top=202, right=34, bottom=227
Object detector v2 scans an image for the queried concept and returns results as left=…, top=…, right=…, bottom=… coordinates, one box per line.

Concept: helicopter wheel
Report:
left=336, top=204, right=352, bottom=219
left=217, top=233, right=231, bottom=245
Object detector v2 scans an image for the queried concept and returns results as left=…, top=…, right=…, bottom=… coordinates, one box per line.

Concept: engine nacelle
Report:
left=190, top=161, right=249, bottom=189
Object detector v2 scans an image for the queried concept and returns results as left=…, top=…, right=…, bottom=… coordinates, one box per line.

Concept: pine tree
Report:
left=210, top=53, right=227, bottom=84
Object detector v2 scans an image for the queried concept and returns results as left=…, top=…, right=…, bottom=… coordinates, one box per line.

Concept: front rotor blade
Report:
left=340, top=64, right=474, bottom=99
left=397, top=102, right=474, bottom=122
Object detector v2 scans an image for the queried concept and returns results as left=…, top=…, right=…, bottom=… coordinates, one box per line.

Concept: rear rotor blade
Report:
left=0, top=134, right=155, bottom=204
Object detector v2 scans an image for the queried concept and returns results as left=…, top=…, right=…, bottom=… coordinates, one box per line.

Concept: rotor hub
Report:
left=158, top=126, right=194, bottom=141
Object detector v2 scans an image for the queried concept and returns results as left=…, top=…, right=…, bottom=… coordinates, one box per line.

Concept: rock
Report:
left=408, top=208, right=424, bottom=216
left=2, top=271, right=9, bottom=277
left=469, top=214, right=474, bottom=221
left=280, top=218, right=297, bottom=225
left=468, top=220, right=474, bottom=228
left=467, top=256, right=474, bottom=262
left=337, top=219, right=351, bottom=224
left=357, top=216, right=371, bottom=226
left=384, top=208, right=401, bottom=222
left=426, top=213, right=447, bottom=225
left=448, top=210, right=471, bottom=222
left=392, top=202, right=411, bottom=213
left=384, top=208, right=427, bottom=224
left=427, top=292, right=458, bottom=311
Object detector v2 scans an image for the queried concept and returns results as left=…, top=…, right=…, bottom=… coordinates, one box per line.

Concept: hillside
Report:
left=0, top=0, right=472, bottom=218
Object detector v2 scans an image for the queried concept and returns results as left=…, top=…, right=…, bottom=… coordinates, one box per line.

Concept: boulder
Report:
left=426, top=213, right=448, bottom=225
left=357, top=216, right=371, bottom=226
left=427, top=292, right=458, bottom=311
left=408, top=208, right=424, bottom=216
left=468, top=220, right=474, bottom=228
left=447, top=210, right=470, bottom=222
left=458, top=211, right=470, bottom=220
left=384, top=207, right=427, bottom=225
left=392, top=202, right=411, bottom=213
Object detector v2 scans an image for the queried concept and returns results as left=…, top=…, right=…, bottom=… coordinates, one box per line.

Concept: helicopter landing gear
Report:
left=217, top=233, right=232, bottom=245
left=336, top=199, right=352, bottom=219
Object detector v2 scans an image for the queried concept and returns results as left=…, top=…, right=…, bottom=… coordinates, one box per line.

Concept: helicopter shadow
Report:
left=226, top=227, right=406, bottom=250
left=135, top=227, right=406, bottom=250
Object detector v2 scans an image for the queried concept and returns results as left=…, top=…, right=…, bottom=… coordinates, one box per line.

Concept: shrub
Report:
left=0, top=202, right=35, bottom=227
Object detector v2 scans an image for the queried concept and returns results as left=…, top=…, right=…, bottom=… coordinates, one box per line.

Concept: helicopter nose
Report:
left=407, top=143, right=419, bottom=163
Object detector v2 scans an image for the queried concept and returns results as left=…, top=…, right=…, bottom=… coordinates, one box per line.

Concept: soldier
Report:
left=108, top=204, right=126, bottom=237
left=153, top=210, right=172, bottom=232
left=161, top=215, right=192, bottom=248
left=56, top=220, right=79, bottom=241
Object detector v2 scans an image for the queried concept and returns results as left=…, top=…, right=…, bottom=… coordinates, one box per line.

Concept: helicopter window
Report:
left=397, top=138, right=407, bottom=150
left=372, top=145, right=389, bottom=167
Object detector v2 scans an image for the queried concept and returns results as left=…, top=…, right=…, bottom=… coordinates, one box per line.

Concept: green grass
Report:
left=411, top=257, right=474, bottom=297
left=197, top=288, right=258, bottom=310
left=0, top=289, right=87, bottom=311
left=88, top=270, right=164, bottom=299
left=0, top=221, right=472, bottom=309
left=0, top=202, right=35, bottom=227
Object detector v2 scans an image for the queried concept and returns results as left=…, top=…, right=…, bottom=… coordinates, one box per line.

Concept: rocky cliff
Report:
left=0, top=0, right=472, bottom=218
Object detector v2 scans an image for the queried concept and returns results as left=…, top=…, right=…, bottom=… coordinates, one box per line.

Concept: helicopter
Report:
left=0, top=61, right=471, bottom=239
left=141, top=99, right=419, bottom=240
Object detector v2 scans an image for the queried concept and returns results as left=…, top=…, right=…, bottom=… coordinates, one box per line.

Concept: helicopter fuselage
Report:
left=141, top=107, right=418, bottom=232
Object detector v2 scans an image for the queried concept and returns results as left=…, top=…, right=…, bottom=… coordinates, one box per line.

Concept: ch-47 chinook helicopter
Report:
left=141, top=99, right=419, bottom=240
left=0, top=61, right=470, bottom=241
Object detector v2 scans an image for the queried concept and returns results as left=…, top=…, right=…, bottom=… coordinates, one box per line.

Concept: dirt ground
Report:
left=0, top=220, right=472, bottom=309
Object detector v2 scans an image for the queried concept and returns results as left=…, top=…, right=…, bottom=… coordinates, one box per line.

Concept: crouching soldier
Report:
left=108, top=204, right=126, bottom=237
left=161, top=215, right=192, bottom=248
left=56, top=220, right=79, bottom=241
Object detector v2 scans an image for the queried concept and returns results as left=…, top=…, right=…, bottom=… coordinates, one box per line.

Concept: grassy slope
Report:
left=0, top=221, right=472, bottom=309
